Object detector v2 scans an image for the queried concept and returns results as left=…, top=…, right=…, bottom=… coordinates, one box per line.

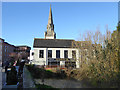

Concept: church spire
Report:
left=48, top=4, right=53, bottom=25
left=44, top=5, right=56, bottom=39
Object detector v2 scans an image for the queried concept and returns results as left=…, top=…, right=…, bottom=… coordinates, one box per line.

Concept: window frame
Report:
left=32, top=52, right=34, bottom=56
left=64, top=50, right=68, bottom=58
left=39, top=50, right=44, bottom=58
left=48, top=50, right=52, bottom=58
left=72, top=50, right=76, bottom=59
left=56, top=50, right=60, bottom=58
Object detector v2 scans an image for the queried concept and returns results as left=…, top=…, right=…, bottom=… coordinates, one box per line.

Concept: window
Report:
left=32, top=52, right=34, bottom=56
left=56, top=50, right=60, bottom=58
left=72, top=50, right=76, bottom=59
left=64, top=50, right=68, bottom=58
left=39, top=50, right=44, bottom=58
left=48, top=50, right=52, bottom=58
left=5, top=46, right=7, bottom=52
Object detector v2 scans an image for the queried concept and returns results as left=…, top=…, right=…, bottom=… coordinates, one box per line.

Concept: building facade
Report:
left=0, top=38, right=4, bottom=65
left=15, top=46, right=31, bottom=59
left=0, top=38, right=31, bottom=66
left=31, top=5, right=80, bottom=68
left=0, top=38, right=16, bottom=66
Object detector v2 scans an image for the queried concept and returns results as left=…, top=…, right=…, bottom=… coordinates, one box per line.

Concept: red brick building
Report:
left=0, top=38, right=31, bottom=66
left=0, top=38, right=16, bottom=66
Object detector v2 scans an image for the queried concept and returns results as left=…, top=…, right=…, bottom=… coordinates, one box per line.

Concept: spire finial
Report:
left=50, top=4, right=51, bottom=8
left=48, top=4, right=53, bottom=24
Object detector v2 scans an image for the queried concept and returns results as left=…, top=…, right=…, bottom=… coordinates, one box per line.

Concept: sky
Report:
left=2, top=2, right=118, bottom=49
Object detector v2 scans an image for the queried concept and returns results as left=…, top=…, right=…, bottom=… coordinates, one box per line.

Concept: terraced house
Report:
left=0, top=38, right=31, bottom=66
left=0, top=38, right=16, bottom=66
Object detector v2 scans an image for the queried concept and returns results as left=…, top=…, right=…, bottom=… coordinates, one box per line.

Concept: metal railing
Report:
left=48, top=58, right=76, bottom=62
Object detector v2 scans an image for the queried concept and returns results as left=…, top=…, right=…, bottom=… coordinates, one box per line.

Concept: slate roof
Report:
left=33, top=38, right=74, bottom=48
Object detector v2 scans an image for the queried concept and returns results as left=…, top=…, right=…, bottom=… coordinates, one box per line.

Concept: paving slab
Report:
left=34, top=78, right=83, bottom=88
left=23, top=66, right=36, bottom=89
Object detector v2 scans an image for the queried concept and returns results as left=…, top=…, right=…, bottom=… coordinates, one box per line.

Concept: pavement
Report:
left=1, top=67, right=6, bottom=88
left=0, top=66, right=3, bottom=90
left=1, top=65, right=36, bottom=89
left=23, top=66, right=36, bottom=88
left=34, top=78, right=83, bottom=88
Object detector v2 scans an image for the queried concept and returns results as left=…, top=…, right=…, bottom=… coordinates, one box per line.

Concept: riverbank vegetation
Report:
left=27, top=22, right=120, bottom=88
left=70, top=23, right=120, bottom=88
left=26, top=64, right=67, bottom=79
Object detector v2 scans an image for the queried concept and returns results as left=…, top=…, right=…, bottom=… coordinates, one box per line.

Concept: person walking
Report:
left=5, top=61, right=9, bottom=73
left=18, top=58, right=25, bottom=77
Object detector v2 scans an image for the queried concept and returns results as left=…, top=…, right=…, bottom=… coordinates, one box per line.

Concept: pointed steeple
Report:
left=48, top=4, right=53, bottom=25
left=44, top=5, right=56, bottom=39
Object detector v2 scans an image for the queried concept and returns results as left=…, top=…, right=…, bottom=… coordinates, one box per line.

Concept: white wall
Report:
left=30, top=50, right=34, bottom=60
left=33, top=48, right=47, bottom=65
left=33, top=48, right=80, bottom=68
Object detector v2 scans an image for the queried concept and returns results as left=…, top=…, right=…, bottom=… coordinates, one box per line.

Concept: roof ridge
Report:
left=34, top=38, right=74, bottom=41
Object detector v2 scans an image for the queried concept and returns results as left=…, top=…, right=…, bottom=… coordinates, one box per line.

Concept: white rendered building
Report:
left=31, top=5, right=80, bottom=68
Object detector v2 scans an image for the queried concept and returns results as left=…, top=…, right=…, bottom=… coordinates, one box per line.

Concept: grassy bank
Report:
left=26, top=64, right=67, bottom=79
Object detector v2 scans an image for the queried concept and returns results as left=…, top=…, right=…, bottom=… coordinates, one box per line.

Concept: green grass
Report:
left=46, top=69, right=52, bottom=72
left=26, top=65, right=67, bottom=79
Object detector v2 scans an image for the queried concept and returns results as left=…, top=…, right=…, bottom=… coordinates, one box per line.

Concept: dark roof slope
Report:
left=33, top=38, right=74, bottom=48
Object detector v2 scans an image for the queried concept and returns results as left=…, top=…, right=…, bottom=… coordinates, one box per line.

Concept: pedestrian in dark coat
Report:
left=5, top=61, right=9, bottom=73
left=18, top=58, right=25, bottom=77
